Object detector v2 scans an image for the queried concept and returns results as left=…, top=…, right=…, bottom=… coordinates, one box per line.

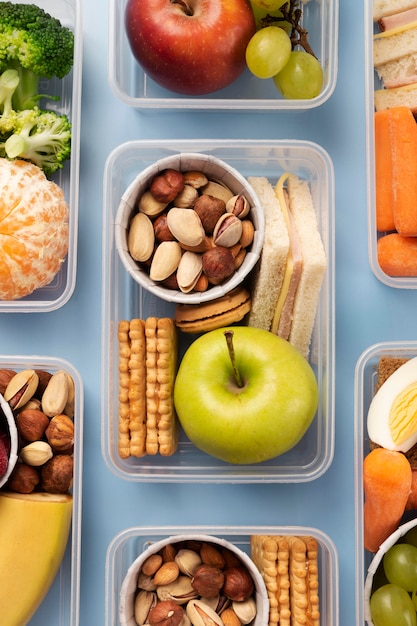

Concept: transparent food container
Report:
left=0, top=355, right=83, bottom=626
left=354, top=341, right=417, bottom=625
left=364, top=0, right=417, bottom=288
left=101, top=139, right=335, bottom=483
left=105, top=525, right=339, bottom=626
left=108, top=0, right=338, bottom=110
left=0, top=0, right=83, bottom=312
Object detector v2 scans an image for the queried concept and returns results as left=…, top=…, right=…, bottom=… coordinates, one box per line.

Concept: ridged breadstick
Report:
left=128, top=319, right=146, bottom=457
left=118, top=320, right=131, bottom=459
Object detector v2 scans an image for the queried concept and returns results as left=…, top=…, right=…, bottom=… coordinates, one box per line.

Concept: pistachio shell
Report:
left=139, top=190, right=168, bottom=217
left=128, top=212, right=155, bottom=262
left=150, top=241, right=182, bottom=282
left=174, top=185, right=199, bottom=208
left=176, top=252, right=203, bottom=293
left=156, top=575, right=198, bottom=604
left=232, top=598, right=256, bottom=624
left=183, top=171, right=209, bottom=189
left=4, top=369, right=39, bottom=410
left=167, top=208, right=205, bottom=248
left=135, top=590, right=157, bottom=626
left=213, top=213, right=243, bottom=248
left=175, top=549, right=202, bottom=577
left=201, top=180, right=234, bottom=203
left=226, top=195, right=250, bottom=218
left=186, top=599, right=224, bottom=626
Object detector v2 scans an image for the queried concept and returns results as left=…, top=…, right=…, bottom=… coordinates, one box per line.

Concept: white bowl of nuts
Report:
left=115, top=153, right=265, bottom=303
left=119, top=533, right=269, bottom=626
left=0, top=393, right=18, bottom=489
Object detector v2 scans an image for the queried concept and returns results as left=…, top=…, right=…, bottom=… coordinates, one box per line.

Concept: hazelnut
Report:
left=34, top=370, right=53, bottom=398
left=41, top=454, right=73, bottom=493
left=191, top=564, right=224, bottom=598
left=8, top=463, right=40, bottom=493
left=0, top=369, right=16, bottom=395
left=201, top=247, right=235, bottom=283
left=154, top=214, right=175, bottom=242
left=150, top=169, right=185, bottom=203
left=223, top=567, right=254, bottom=602
left=16, top=408, right=49, bottom=442
left=45, top=414, right=74, bottom=452
left=148, top=600, right=185, bottom=626
left=194, top=194, right=226, bottom=234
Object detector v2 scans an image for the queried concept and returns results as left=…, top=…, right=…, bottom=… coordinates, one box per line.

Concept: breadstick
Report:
left=145, top=317, right=160, bottom=455
left=155, top=318, right=178, bottom=456
left=128, top=319, right=147, bottom=457
left=118, top=320, right=131, bottom=459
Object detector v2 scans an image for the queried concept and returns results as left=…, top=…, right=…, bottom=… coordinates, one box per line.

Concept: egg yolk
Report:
left=390, top=382, right=417, bottom=445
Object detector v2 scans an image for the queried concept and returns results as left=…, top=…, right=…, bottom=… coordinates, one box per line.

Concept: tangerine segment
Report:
left=0, top=159, right=69, bottom=300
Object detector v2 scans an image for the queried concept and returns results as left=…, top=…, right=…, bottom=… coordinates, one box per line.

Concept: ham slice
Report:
left=379, top=6, right=417, bottom=31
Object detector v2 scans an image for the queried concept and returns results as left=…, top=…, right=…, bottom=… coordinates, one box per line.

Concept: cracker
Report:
left=128, top=319, right=147, bottom=457
left=117, top=320, right=131, bottom=459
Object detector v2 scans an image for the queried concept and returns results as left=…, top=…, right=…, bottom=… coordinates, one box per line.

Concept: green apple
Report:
left=174, top=326, right=318, bottom=464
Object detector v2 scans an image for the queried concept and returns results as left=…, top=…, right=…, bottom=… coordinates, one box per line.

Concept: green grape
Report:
left=383, top=543, right=417, bottom=591
left=412, top=586, right=417, bottom=611
left=370, top=584, right=417, bottom=626
left=404, top=528, right=417, bottom=548
left=273, top=51, right=323, bottom=99
left=245, top=26, right=292, bottom=80
left=250, top=0, right=285, bottom=12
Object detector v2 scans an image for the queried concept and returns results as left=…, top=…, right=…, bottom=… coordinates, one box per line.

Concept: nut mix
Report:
left=127, top=168, right=255, bottom=294
left=0, top=368, right=75, bottom=495
left=134, top=540, right=257, bottom=626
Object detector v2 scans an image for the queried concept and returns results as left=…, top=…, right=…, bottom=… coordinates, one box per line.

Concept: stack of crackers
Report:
left=117, top=317, right=178, bottom=459
left=251, top=534, right=320, bottom=626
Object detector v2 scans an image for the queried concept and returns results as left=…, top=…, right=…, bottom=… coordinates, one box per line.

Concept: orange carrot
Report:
left=389, top=106, right=417, bottom=236
left=406, top=469, right=417, bottom=511
left=364, top=447, right=412, bottom=553
left=378, top=232, right=417, bottom=276
left=375, top=110, right=395, bottom=232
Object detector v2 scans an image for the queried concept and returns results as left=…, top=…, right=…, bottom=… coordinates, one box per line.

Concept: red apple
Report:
left=125, top=0, right=256, bottom=95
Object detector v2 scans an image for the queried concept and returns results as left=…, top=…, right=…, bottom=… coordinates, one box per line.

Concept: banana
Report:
left=0, top=490, right=73, bottom=626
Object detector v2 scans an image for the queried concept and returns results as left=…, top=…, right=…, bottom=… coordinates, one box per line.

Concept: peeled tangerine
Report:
left=0, top=159, right=69, bottom=300
left=0, top=491, right=73, bottom=624
left=367, top=356, right=417, bottom=451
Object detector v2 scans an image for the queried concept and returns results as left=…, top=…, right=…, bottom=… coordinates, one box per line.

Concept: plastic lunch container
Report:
left=108, top=0, right=338, bottom=110
left=101, top=139, right=335, bottom=483
left=105, top=525, right=339, bottom=626
left=0, top=0, right=82, bottom=313
left=364, top=0, right=417, bottom=288
left=0, top=355, right=83, bottom=626
left=354, top=341, right=417, bottom=625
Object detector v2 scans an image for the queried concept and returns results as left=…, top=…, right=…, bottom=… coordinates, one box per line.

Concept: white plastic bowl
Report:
left=115, top=152, right=265, bottom=304
left=0, top=393, right=18, bottom=489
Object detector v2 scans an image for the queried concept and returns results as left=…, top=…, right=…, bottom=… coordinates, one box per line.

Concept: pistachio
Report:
left=41, top=370, right=70, bottom=417
left=4, top=369, right=39, bottom=410
left=138, top=571, right=158, bottom=591
left=63, top=373, right=75, bottom=418
left=183, top=171, right=209, bottom=189
left=174, top=184, right=199, bottom=209
left=232, top=598, right=256, bottom=624
left=150, top=241, right=182, bottom=282
left=175, top=549, right=202, bottom=577
left=186, top=599, right=224, bottom=626
left=157, top=576, right=198, bottom=604
left=139, top=190, right=169, bottom=217
left=20, top=441, right=53, bottom=466
left=176, top=252, right=203, bottom=293
left=167, top=208, right=205, bottom=248
left=226, top=195, right=250, bottom=218
left=201, top=180, right=234, bottom=203
left=128, top=212, right=155, bottom=262
left=135, top=590, right=157, bottom=626
left=213, top=214, right=243, bottom=248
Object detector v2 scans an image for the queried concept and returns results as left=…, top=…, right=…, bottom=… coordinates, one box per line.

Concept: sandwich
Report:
left=247, top=173, right=326, bottom=360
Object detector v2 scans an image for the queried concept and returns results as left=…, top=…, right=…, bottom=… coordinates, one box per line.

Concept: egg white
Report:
left=367, top=356, right=417, bottom=451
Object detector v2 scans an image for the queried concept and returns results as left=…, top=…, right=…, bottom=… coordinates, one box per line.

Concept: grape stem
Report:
left=261, top=0, right=317, bottom=59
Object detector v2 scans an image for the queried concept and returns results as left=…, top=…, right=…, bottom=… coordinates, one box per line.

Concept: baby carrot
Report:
left=378, top=232, right=417, bottom=276
left=375, top=110, right=395, bottom=232
left=364, top=447, right=412, bottom=553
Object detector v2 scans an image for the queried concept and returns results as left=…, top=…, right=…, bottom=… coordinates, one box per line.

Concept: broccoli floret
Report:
left=1, top=106, right=71, bottom=175
left=0, top=3, right=74, bottom=110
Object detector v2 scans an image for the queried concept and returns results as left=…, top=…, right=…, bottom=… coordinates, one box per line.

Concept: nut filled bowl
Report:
left=115, top=153, right=265, bottom=304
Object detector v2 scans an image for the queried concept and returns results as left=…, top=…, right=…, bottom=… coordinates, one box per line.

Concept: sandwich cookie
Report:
left=174, top=286, right=251, bottom=333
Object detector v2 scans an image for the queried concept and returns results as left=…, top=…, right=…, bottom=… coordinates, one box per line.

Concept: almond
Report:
left=200, top=543, right=226, bottom=569
left=153, top=561, right=180, bottom=586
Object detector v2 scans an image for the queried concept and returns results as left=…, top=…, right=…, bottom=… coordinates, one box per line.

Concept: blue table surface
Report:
left=2, top=0, right=417, bottom=624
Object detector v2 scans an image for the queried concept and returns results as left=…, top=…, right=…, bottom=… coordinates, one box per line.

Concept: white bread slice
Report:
left=286, top=175, right=326, bottom=359
left=374, top=81, right=417, bottom=111
left=376, top=52, right=417, bottom=88
left=374, top=22, right=417, bottom=66
left=373, top=0, right=417, bottom=21
left=247, top=176, right=290, bottom=332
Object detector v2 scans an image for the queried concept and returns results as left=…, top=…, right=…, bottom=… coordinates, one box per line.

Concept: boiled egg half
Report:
left=367, top=356, right=417, bottom=451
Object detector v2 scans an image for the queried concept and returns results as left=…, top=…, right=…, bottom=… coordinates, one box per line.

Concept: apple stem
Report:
left=170, top=0, right=193, bottom=16
left=224, top=330, right=244, bottom=389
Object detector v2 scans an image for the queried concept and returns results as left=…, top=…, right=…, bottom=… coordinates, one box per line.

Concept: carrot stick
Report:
left=389, top=106, right=417, bottom=236
left=364, top=447, right=412, bottom=553
left=378, top=232, right=417, bottom=276
left=375, top=110, right=395, bottom=232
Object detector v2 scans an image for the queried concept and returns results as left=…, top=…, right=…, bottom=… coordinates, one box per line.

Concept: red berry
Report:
left=0, top=436, right=9, bottom=477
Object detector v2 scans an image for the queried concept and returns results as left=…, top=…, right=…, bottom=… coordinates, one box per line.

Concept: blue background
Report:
left=2, top=0, right=417, bottom=624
